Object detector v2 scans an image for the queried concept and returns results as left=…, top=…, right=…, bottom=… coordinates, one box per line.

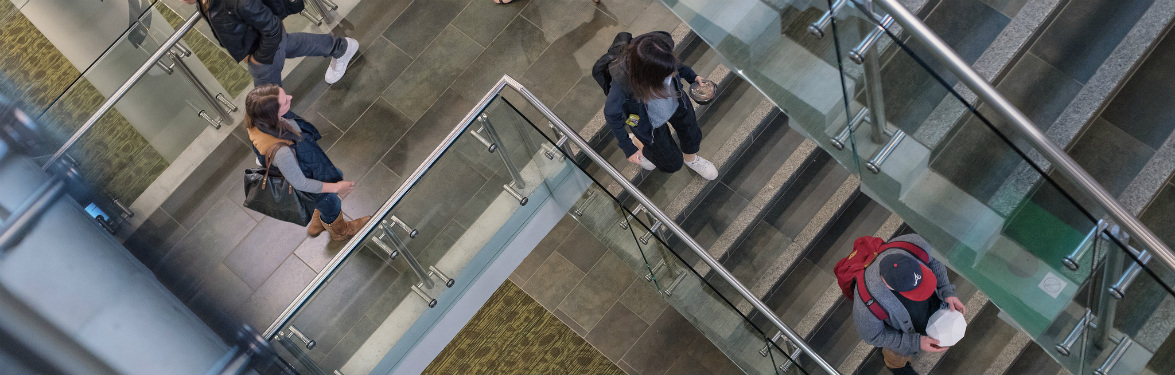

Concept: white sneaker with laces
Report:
left=637, top=154, right=656, bottom=170
left=684, top=155, right=718, bottom=180
left=324, top=37, right=358, bottom=84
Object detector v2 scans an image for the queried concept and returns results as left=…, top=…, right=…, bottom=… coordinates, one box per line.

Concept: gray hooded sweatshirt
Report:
left=852, top=233, right=958, bottom=357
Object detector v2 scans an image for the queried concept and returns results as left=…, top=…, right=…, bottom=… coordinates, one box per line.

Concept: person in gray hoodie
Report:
left=852, top=234, right=966, bottom=375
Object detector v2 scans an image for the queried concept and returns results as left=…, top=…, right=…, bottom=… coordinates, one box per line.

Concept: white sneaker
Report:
left=637, top=154, right=656, bottom=170
left=684, top=155, right=718, bottom=180
left=324, top=37, right=358, bottom=84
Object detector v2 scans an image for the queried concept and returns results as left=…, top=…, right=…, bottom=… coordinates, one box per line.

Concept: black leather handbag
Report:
left=243, top=155, right=315, bottom=226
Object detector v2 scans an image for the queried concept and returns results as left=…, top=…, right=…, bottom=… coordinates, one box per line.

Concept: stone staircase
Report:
left=551, top=0, right=1175, bottom=372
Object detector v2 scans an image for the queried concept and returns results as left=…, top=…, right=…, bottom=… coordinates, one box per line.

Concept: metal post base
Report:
left=865, top=130, right=904, bottom=174
left=411, top=285, right=437, bottom=308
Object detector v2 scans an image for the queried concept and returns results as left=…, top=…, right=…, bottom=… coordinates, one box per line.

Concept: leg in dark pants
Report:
left=636, top=125, right=684, bottom=173
left=247, top=32, right=347, bottom=86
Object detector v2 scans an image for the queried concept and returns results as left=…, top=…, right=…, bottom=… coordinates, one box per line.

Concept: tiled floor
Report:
left=124, top=0, right=680, bottom=346
left=510, top=213, right=742, bottom=375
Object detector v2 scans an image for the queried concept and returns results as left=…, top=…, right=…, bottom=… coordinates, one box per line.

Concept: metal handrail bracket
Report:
left=262, top=75, right=840, bottom=375
left=42, top=11, right=203, bottom=170
left=867, top=0, right=1175, bottom=274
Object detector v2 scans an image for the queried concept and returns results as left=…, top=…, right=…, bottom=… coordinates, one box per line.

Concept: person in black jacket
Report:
left=182, top=0, right=358, bottom=85
left=603, top=32, right=718, bottom=180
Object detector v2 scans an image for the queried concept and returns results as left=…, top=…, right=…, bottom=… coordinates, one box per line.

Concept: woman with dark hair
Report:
left=245, top=84, right=370, bottom=241
left=603, top=31, right=717, bottom=180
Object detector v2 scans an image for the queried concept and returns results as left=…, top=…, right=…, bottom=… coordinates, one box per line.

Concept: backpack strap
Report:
left=880, top=241, right=930, bottom=264
left=857, top=276, right=889, bottom=321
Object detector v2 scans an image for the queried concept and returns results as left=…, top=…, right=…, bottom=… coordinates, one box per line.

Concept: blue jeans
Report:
left=247, top=32, right=346, bottom=86
left=314, top=192, right=341, bottom=224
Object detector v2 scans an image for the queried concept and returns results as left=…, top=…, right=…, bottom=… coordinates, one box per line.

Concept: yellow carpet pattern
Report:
left=423, top=280, right=625, bottom=375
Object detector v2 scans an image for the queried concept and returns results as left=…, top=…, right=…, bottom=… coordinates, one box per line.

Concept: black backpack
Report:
left=261, top=0, right=305, bottom=19
left=591, top=32, right=633, bottom=95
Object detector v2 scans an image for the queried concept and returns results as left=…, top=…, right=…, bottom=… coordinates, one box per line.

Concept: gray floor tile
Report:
left=155, top=197, right=259, bottom=301
left=325, top=97, right=413, bottom=180
left=553, top=306, right=589, bottom=337
left=161, top=140, right=253, bottom=229
left=293, top=229, right=348, bottom=273
left=333, top=0, right=413, bottom=49
left=363, top=272, right=415, bottom=323
left=663, top=353, right=708, bottom=375
left=520, top=0, right=597, bottom=38
left=381, top=0, right=473, bottom=58
left=237, top=254, right=317, bottom=332
left=552, top=75, right=607, bottom=132
left=557, top=251, right=637, bottom=332
left=520, top=6, right=623, bottom=105
left=283, top=55, right=333, bottom=113
left=413, top=220, right=464, bottom=271
left=556, top=223, right=610, bottom=273
left=1068, top=117, right=1154, bottom=196
left=621, top=308, right=701, bottom=375
left=382, top=26, right=484, bottom=122
left=1029, top=0, right=1154, bottom=84
left=225, top=217, right=310, bottom=289
left=383, top=153, right=487, bottom=258
left=452, top=0, right=529, bottom=48
left=679, top=183, right=750, bottom=250
left=619, top=277, right=670, bottom=326
left=299, top=110, right=344, bottom=151
left=591, top=0, right=652, bottom=27
left=514, top=214, right=579, bottom=283
left=188, top=263, right=255, bottom=338
left=125, top=208, right=189, bottom=270
left=585, top=303, right=649, bottom=362
left=452, top=16, right=552, bottom=99
left=683, top=332, right=742, bottom=375
left=1100, top=27, right=1175, bottom=150
left=522, top=252, right=585, bottom=309
left=448, top=172, right=508, bottom=230
left=381, top=89, right=477, bottom=177
left=311, top=37, right=413, bottom=130
left=341, top=162, right=403, bottom=220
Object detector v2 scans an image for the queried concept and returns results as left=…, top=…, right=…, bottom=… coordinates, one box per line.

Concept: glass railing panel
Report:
left=266, top=92, right=578, bottom=375
left=658, top=0, right=852, bottom=145
left=568, top=169, right=808, bottom=375
left=27, top=4, right=244, bottom=224
left=818, top=2, right=1175, bottom=374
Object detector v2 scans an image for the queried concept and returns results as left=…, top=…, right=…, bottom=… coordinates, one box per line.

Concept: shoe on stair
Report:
left=684, top=155, right=717, bottom=180
left=325, top=37, right=358, bottom=84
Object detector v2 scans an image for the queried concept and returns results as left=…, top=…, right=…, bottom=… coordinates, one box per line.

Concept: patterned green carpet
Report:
left=0, top=2, right=249, bottom=203
left=424, top=281, right=625, bottom=375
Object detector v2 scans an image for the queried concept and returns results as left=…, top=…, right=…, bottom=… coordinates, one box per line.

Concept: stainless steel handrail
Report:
left=42, top=11, right=203, bottom=170
left=262, top=73, right=508, bottom=338
left=868, top=0, right=1175, bottom=273
left=501, top=75, right=842, bottom=375
left=263, top=75, right=841, bottom=375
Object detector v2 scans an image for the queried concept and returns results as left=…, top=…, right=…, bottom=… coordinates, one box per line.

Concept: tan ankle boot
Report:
left=308, top=209, right=326, bottom=237
left=323, top=215, right=373, bottom=241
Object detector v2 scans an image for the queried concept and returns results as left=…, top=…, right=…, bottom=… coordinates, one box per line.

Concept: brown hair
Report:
left=245, top=84, right=297, bottom=138
left=623, top=34, right=678, bottom=102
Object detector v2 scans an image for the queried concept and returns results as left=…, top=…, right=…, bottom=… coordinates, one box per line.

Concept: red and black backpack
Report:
left=833, top=236, right=931, bottom=321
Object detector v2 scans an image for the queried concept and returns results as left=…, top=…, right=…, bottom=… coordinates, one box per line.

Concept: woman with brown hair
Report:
left=603, top=31, right=717, bottom=180
left=244, top=84, right=370, bottom=240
